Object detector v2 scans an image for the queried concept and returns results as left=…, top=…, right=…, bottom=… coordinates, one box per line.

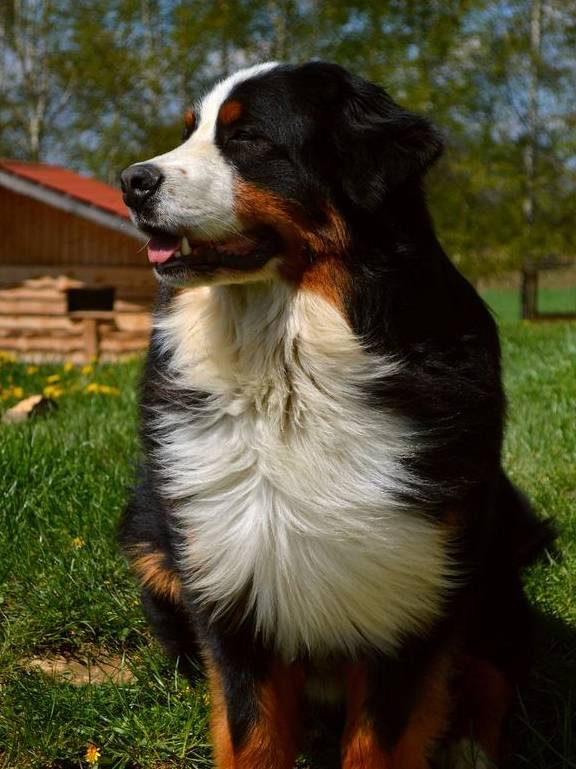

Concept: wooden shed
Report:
left=0, top=160, right=155, bottom=362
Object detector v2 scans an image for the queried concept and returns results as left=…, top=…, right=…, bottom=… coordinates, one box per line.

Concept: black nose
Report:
left=120, top=163, right=163, bottom=208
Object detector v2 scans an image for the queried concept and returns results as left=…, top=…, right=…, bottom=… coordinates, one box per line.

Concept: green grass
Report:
left=0, top=303, right=575, bottom=768
left=0, top=360, right=212, bottom=768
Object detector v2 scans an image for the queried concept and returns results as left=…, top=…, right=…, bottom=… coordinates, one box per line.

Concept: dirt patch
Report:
left=26, top=654, right=134, bottom=685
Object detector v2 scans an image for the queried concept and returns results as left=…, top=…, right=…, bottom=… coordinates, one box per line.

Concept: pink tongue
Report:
left=147, top=233, right=181, bottom=264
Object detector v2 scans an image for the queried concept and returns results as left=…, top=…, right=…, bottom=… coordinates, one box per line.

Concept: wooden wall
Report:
left=0, top=276, right=153, bottom=363
left=0, top=186, right=144, bottom=267
left=0, top=186, right=155, bottom=361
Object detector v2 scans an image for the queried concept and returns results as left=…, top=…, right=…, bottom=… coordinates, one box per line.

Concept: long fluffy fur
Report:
left=151, top=281, right=454, bottom=658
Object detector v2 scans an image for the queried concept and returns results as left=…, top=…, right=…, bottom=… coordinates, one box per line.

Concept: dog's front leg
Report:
left=342, top=662, right=391, bottom=769
left=203, top=646, right=305, bottom=769
left=342, top=648, right=454, bottom=769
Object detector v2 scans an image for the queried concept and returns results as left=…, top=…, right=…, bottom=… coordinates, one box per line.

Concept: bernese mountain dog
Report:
left=119, top=61, right=551, bottom=768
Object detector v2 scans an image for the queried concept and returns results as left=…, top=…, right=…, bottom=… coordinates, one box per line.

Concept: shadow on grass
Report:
left=508, top=611, right=576, bottom=769
left=296, top=608, right=576, bottom=769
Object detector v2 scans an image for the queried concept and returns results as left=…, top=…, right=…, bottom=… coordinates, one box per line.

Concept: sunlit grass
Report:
left=0, top=357, right=123, bottom=406
left=0, top=312, right=575, bottom=767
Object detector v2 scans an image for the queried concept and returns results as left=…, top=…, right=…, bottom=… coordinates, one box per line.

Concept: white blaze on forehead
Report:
left=136, top=62, right=279, bottom=240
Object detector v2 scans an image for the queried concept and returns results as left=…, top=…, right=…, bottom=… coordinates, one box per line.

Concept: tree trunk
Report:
left=522, top=0, right=542, bottom=236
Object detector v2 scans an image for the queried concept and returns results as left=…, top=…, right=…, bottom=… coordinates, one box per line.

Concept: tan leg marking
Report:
left=390, top=650, right=454, bottom=769
left=342, top=663, right=391, bottom=769
left=205, top=653, right=304, bottom=769
left=129, top=545, right=182, bottom=603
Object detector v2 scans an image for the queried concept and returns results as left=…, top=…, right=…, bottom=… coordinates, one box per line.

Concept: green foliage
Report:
left=0, top=0, right=75, bottom=160
left=1, top=1, right=575, bottom=277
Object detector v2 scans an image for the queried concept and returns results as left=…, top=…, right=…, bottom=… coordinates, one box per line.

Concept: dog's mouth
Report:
left=145, top=227, right=282, bottom=280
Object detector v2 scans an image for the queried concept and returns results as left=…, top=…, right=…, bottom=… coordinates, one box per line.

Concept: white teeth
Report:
left=181, top=237, right=191, bottom=256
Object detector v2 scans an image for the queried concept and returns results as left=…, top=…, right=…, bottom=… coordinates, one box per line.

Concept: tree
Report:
left=427, top=0, right=576, bottom=279
left=0, top=0, right=74, bottom=161
left=1, top=0, right=574, bottom=281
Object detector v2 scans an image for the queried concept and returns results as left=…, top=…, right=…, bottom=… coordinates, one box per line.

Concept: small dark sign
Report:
left=67, top=287, right=115, bottom=313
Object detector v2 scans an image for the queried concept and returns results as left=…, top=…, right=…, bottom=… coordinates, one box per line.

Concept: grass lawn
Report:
left=0, top=290, right=574, bottom=768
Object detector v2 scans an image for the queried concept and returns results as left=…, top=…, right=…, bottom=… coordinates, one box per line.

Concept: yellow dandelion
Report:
left=46, top=374, right=60, bottom=383
left=0, top=385, right=23, bottom=400
left=63, top=362, right=74, bottom=373
left=0, top=350, right=16, bottom=363
left=100, top=384, right=120, bottom=396
left=81, top=364, right=93, bottom=375
left=43, top=385, right=64, bottom=399
left=84, top=383, right=120, bottom=396
left=71, top=537, right=85, bottom=549
left=85, top=743, right=101, bottom=765
left=26, top=365, right=38, bottom=375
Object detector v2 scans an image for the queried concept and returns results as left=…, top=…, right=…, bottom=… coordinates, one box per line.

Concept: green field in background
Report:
left=482, top=287, right=576, bottom=325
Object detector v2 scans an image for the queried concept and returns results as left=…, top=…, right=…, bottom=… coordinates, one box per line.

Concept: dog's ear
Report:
left=326, top=67, right=444, bottom=211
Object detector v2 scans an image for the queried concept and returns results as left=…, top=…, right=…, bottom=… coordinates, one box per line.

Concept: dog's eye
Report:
left=227, top=129, right=262, bottom=144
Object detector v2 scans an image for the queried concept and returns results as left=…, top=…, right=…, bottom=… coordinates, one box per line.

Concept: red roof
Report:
left=0, top=160, right=129, bottom=220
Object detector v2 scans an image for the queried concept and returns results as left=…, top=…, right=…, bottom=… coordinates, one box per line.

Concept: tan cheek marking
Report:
left=219, top=100, right=243, bottom=125
left=298, top=253, right=350, bottom=314
left=129, top=546, right=182, bottom=603
left=234, top=180, right=350, bottom=312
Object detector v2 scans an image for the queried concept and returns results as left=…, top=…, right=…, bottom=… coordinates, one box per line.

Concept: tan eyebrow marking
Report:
left=184, top=107, right=196, bottom=132
left=218, top=99, right=243, bottom=126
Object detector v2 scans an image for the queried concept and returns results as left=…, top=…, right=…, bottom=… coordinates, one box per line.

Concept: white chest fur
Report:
left=153, top=283, right=451, bottom=659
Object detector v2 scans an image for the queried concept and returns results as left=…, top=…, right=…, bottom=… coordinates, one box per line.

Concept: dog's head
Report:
left=121, top=61, right=443, bottom=290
